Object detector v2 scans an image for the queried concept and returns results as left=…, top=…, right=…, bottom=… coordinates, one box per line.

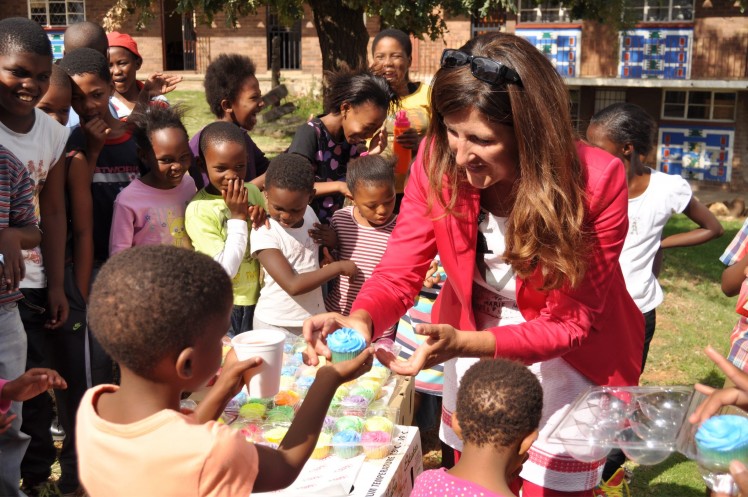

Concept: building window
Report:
left=471, top=8, right=506, bottom=37
left=517, top=1, right=575, bottom=23
left=662, top=90, right=737, bottom=121
left=594, top=89, right=626, bottom=113
left=29, top=0, right=85, bottom=27
left=626, top=0, right=694, bottom=22
left=266, top=9, right=301, bottom=71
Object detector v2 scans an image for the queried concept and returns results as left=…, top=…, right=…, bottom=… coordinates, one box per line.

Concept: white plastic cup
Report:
left=231, top=330, right=286, bottom=398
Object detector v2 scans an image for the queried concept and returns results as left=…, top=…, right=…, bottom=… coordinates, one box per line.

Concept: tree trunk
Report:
left=307, top=0, right=369, bottom=72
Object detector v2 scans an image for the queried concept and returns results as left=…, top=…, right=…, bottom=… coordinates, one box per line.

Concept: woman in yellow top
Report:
left=370, top=29, right=431, bottom=199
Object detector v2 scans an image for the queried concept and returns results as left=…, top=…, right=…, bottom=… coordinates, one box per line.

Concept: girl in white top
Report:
left=587, top=102, right=723, bottom=485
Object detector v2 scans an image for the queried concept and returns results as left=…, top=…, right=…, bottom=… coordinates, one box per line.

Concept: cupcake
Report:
left=247, top=397, right=273, bottom=407
left=335, top=415, right=364, bottom=433
left=361, top=431, right=392, bottom=459
left=239, top=402, right=267, bottom=421
left=327, top=328, right=367, bottom=363
left=311, top=432, right=332, bottom=459
left=281, top=366, right=299, bottom=377
left=323, top=415, right=337, bottom=430
left=695, top=415, right=748, bottom=467
left=341, top=395, right=368, bottom=416
left=333, top=384, right=350, bottom=401
left=357, top=379, right=384, bottom=396
left=349, top=386, right=376, bottom=403
left=364, top=416, right=394, bottom=434
left=263, top=426, right=289, bottom=445
left=240, top=424, right=262, bottom=442
left=274, top=390, right=301, bottom=407
left=332, top=429, right=362, bottom=459
left=266, top=405, right=295, bottom=423
left=279, top=376, right=296, bottom=390
left=296, top=376, right=315, bottom=389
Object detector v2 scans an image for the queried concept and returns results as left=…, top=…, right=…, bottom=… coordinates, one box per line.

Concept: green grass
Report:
left=627, top=214, right=745, bottom=495
left=167, top=89, right=317, bottom=155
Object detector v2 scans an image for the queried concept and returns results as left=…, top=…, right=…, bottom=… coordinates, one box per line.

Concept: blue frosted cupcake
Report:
left=327, top=328, right=367, bottom=363
left=695, top=415, right=748, bottom=467
left=333, top=429, right=362, bottom=459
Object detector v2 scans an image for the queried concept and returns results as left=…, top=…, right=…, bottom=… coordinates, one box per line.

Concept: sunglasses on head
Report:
left=440, top=49, right=522, bottom=87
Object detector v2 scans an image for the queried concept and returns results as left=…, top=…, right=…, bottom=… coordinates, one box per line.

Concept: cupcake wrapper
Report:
left=311, top=446, right=330, bottom=459
left=334, top=445, right=361, bottom=459
left=363, top=445, right=391, bottom=459
left=331, top=350, right=362, bottom=364
left=698, top=444, right=748, bottom=468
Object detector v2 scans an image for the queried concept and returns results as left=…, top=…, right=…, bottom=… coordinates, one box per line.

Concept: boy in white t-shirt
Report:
left=0, top=18, right=70, bottom=497
left=250, top=154, right=357, bottom=336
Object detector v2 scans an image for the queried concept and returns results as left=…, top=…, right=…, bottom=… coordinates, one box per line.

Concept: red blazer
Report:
left=352, top=141, right=643, bottom=387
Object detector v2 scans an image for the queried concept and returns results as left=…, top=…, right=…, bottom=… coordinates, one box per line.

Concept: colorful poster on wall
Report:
left=516, top=29, right=581, bottom=78
left=619, top=28, right=693, bottom=79
left=657, top=125, right=734, bottom=183
left=47, top=31, right=65, bottom=61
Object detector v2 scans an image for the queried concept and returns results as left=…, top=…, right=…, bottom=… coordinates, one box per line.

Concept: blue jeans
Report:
left=0, top=303, right=29, bottom=497
left=229, top=305, right=255, bottom=338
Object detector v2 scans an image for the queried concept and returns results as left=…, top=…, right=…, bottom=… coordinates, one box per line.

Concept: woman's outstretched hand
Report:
left=302, top=311, right=372, bottom=366
left=690, top=345, right=748, bottom=425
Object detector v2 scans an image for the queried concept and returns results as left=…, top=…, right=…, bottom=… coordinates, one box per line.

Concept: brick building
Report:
left=4, top=0, right=747, bottom=188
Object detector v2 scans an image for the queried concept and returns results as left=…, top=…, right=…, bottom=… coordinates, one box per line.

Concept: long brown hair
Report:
left=424, top=33, right=588, bottom=290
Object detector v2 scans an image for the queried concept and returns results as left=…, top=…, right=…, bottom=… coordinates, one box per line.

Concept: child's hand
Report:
left=367, top=128, right=388, bottom=155
left=45, top=286, right=69, bottom=330
left=218, top=349, right=264, bottom=399
left=82, top=117, right=110, bottom=156
left=248, top=204, right=268, bottom=230
left=423, top=259, right=442, bottom=288
left=144, top=72, right=182, bottom=98
left=318, top=347, right=374, bottom=385
left=320, top=247, right=336, bottom=267
left=1, top=368, right=67, bottom=403
left=309, top=223, right=337, bottom=248
left=222, top=178, right=249, bottom=221
left=336, top=260, right=357, bottom=279
left=0, top=228, right=26, bottom=292
left=0, top=412, right=16, bottom=435
left=395, top=128, right=420, bottom=150
left=690, top=346, right=748, bottom=424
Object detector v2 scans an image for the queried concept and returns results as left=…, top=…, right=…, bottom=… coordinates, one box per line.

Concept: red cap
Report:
left=107, top=31, right=141, bottom=59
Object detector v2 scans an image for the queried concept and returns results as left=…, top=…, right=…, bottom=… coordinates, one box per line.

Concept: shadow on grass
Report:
left=629, top=453, right=707, bottom=497
left=696, top=368, right=727, bottom=389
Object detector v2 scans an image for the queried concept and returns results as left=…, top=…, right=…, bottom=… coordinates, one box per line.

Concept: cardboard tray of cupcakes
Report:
left=548, top=385, right=748, bottom=470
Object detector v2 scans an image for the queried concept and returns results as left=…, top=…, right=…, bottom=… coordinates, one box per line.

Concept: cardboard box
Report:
left=387, top=375, right=415, bottom=426
left=351, top=425, right=423, bottom=497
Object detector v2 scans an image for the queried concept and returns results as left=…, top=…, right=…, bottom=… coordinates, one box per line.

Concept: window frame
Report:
left=594, top=89, right=627, bottom=114
left=28, top=0, right=85, bottom=27
left=625, top=0, right=695, bottom=23
left=661, top=90, right=737, bottom=122
left=517, top=1, right=576, bottom=24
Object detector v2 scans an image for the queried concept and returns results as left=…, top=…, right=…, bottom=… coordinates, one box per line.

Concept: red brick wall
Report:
left=730, top=91, right=748, bottom=189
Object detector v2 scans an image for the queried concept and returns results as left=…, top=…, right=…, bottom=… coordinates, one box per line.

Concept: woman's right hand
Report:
left=302, top=310, right=372, bottom=366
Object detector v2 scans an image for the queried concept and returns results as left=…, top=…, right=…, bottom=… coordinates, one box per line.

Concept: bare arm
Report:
left=314, top=181, right=350, bottom=198
left=722, top=255, right=748, bottom=297
left=660, top=198, right=724, bottom=249
left=0, top=226, right=41, bottom=291
left=39, top=156, right=68, bottom=328
left=67, top=153, right=94, bottom=302
left=255, top=248, right=356, bottom=297
left=253, top=349, right=373, bottom=492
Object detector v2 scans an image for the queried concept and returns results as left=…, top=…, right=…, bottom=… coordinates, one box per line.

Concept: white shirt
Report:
left=250, top=206, right=324, bottom=327
left=620, top=168, right=692, bottom=312
left=0, top=109, right=68, bottom=288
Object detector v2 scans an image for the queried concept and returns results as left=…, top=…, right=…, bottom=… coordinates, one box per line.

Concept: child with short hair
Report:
left=185, top=121, right=266, bottom=336
left=189, top=53, right=269, bottom=189
left=106, top=32, right=179, bottom=119
left=411, top=358, right=543, bottom=497
left=251, top=153, right=357, bottom=335
left=288, top=69, right=397, bottom=223
left=319, top=155, right=397, bottom=335
left=77, top=245, right=373, bottom=496
left=37, top=65, right=72, bottom=126
left=109, top=105, right=196, bottom=255
left=0, top=18, right=70, bottom=497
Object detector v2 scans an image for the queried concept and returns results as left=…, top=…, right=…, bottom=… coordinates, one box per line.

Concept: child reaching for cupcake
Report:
left=411, top=358, right=543, bottom=497
left=75, top=245, right=374, bottom=497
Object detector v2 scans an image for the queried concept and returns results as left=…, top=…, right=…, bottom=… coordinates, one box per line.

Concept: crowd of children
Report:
left=0, top=14, right=746, bottom=497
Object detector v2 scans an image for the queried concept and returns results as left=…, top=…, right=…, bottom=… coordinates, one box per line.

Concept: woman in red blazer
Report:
left=304, top=33, right=643, bottom=496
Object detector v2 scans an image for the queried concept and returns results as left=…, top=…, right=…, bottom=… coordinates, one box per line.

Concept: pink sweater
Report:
left=352, top=141, right=643, bottom=387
